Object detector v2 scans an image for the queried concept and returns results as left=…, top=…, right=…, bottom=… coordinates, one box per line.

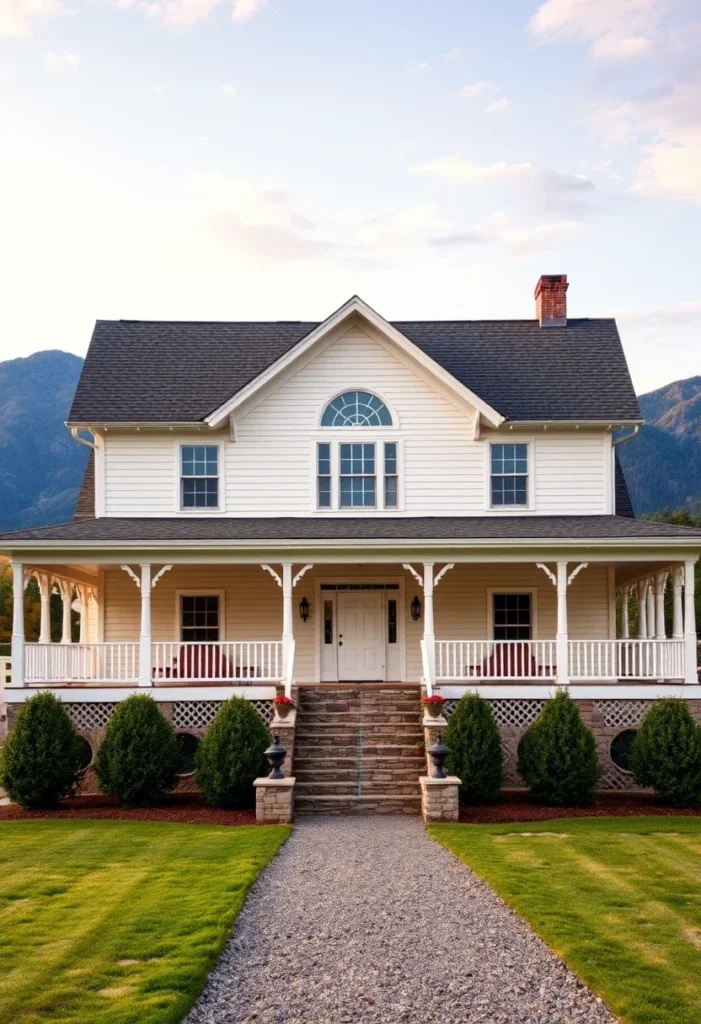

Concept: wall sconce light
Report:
left=410, top=596, right=422, bottom=621
left=299, top=596, right=310, bottom=622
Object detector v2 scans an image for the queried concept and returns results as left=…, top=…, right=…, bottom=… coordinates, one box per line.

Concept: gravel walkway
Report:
left=187, top=817, right=616, bottom=1024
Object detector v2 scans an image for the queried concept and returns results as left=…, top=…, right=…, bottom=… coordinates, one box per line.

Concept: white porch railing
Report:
left=569, top=640, right=685, bottom=681
left=151, top=641, right=283, bottom=683
left=436, top=640, right=557, bottom=682
left=25, top=643, right=140, bottom=684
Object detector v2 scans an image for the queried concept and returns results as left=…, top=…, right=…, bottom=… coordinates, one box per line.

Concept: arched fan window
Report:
left=320, top=391, right=393, bottom=427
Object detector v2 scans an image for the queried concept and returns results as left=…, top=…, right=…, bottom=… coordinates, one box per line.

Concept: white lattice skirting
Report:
left=443, top=698, right=546, bottom=729
left=172, top=700, right=274, bottom=730
left=65, top=703, right=118, bottom=731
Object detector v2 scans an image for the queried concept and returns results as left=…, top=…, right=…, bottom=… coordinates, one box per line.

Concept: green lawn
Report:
left=0, top=820, right=289, bottom=1024
left=430, top=817, right=701, bottom=1024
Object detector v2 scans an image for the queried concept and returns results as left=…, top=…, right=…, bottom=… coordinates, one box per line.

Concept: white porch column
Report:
left=423, top=563, right=436, bottom=684
left=672, top=567, right=684, bottom=639
left=139, top=563, right=152, bottom=687
left=556, top=561, right=569, bottom=686
left=684, top=559, right=697, bottom=685
left=78, top=585, right=90, bottom=644
left=60, top=580, right=73, bottom=644
left=638, top=580, right=648, bottom=638
left=38, top=573, right=52, bottom=645
left=655, top=572, right=667, bottom=640
left=646, top=579, right=656, bottom=642
left=11, top=561, right=25, bottom=688
left=281, top=563, right=294, bottom=681
left=621, top=585, right=630, bottom=639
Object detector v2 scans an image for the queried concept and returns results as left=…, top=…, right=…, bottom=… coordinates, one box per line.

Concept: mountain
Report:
left=617, top=375, right=701, bottom=517
left=0, top=351, right=88, bottom=533
left=0, top=353, right=698, bottom=531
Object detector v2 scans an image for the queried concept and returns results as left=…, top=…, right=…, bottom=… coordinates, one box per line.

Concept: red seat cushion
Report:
left=482, top=642, right=538, bottom=678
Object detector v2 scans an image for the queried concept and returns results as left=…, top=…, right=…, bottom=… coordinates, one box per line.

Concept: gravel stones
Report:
left=186, top=816, right=616, bottom=1024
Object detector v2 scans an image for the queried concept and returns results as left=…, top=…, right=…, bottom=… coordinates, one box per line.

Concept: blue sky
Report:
left=1, top=0, right=700, bottom=393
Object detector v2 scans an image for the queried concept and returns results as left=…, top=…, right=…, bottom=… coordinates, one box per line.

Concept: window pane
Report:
left=317, top=442, right=331, bottom=475
left=340, top=476, right=376, bottom=507
left=384, top=442, right=397, bottom=474
left=493, top=593, right=531, bottom=640
left=320, top=390, right=392, bottom=427
left=324, top=601, right=333, bottom=644
left=181, top=596, right=219, bottom=642
left=318, top=476, right=331, bottom=508
left=182, top=478, right=219, bottom=508
left=384, top=475, right=398, bottom=508
left=388, top=599, right=397, bottom=644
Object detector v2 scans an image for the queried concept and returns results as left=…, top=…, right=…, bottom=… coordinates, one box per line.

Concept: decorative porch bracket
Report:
left=120, top=564, right=173, bottom=687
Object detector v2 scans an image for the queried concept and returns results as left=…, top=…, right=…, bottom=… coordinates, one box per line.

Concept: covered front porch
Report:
left=4, top=552, right=698, bottom=700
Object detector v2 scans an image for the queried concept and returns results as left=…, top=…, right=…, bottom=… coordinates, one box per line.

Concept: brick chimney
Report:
left=535, top=274, right=568, bottom=327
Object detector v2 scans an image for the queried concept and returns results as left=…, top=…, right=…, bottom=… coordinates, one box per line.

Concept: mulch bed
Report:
left=0, top=793, right=258, bottom=826
left=460, top=791, right=701, bottom=824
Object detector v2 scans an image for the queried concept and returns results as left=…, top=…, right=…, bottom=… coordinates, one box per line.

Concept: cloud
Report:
left=44, top=50, right=80, bottom=72
left=410, top=155, right=533, bottom=183
left=356, top=204, right=450, bottom=251
left=408, top=59, right=430, bottom=72
left=617, top=302, right=701, bottom=328
left=232, top=0, right=265, bottom=22
left=430, top=211, right=582, bottom=252
left=529, top=0, right=665, bottom=62
left=191, top=171, right=331, bottom=262
left=0, top=0, right=72, bottom=36
left=441, top=47, right=461, bottom=63
left=485, top=97, right=509, bottom=115
left=153, top=83, right=166, bottom=92
left=590, top=82, right=701, bottom=200
left=220, top=82, right=236, bottom=97
left=459, top=80, right=495, bottom=98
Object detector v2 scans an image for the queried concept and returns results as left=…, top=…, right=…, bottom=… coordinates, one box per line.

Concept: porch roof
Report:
left=1, top=514, right=700, bottom=546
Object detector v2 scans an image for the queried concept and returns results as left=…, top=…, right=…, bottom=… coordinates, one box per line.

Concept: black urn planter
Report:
left=428, top=738, right=449, bottom=779
left=265, top=735, right=287, bottom=779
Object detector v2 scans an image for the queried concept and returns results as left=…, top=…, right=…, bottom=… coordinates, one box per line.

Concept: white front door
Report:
left=337, top=591, right=385, bottom=681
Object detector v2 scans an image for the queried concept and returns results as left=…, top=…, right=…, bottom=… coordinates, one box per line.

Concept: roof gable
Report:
left=205, top=296, right=504, bottom=429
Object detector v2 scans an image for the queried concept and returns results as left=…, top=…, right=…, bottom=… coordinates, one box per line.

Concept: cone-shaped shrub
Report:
left=95, top=694, right=179, bottom=807
left=195, top=696, right=269, bottom=808
left=444, top=693, right=503, bottom=804
left=517, top=690, right=600, bottom=806
left=631, top=698, right=701, bottom=807
left=0, top=692, right=81, bottom=809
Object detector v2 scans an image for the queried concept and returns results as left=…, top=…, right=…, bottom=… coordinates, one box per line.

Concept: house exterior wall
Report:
left=100, top=322, right=612, bottom=519
left=102, top=562, right=612, bottom=682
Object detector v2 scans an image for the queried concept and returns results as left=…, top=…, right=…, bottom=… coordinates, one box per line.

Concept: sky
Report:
left=1, top=0, right=700, bottom=395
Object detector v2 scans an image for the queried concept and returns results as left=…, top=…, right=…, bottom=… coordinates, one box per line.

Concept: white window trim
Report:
left=486, top=587, right=539, bottom=640
left=484, top=439, right=535, bottom=513
left=174, top=440, right=226, bottom=515
left=174, top=590, right=226, bottom=642
left=312, top=434, right=405, bottom=514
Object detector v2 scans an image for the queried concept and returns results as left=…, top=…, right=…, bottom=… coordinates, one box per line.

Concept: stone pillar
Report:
left=254, top=777, right=295, bottom=823
left=11, top=562, right=25, bottom=688
left=621, top=585, right=630, bottom=639
left=556, top=561, right=569, bottom=685
left=646, top=580, right=656, bottom=642
left=419, top=776, right=460, bottom=822
left=655, top=572, right=667, bottom=640
left=38, top=573, right=52, bottom=645
left=423, top=562, right=435, bottom=685
left=58, top=579, right=73, bottom=645
left=638, top=580, right=648, bottom=638
left=673, top=567, right=684, bottom=640
left=139, top=563, right=152, bottom=687
left=423, top=712, right=447, bottom=776
left=684, top=559, right=697, bottom=685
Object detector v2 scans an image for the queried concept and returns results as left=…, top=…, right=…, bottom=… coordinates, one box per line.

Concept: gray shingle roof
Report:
left=3, top=515, right=699, bottom=544
left=68, top=317, right=641, bottom=424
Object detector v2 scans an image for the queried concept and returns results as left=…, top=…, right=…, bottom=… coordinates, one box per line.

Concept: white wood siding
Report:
left=101, top=563, right=610, bottom=682
left=100, top=322, right=610, bottom=518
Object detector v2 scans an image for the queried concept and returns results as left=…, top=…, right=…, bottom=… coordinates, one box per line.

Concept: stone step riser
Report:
left=293, top=757, right=423, bottom=771
left=295, top=783, right=420, bottom=796
left=295, top=799, right=421, bottom=816
left=294, top=744, right=423, bottom=758
left=294, top=770, right=422, bottom=784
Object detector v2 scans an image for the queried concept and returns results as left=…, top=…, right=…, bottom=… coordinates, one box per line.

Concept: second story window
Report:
left=490, top=443, right=528, bottom=507
left=316, top=392, right=399, bottom=511
left=181, top=445, right=219, bottom=509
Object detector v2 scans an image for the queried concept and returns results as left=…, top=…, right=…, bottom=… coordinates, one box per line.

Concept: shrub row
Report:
left=0, top=692, right=269, bottom=810
left=444, top=691, right=701, bottom=808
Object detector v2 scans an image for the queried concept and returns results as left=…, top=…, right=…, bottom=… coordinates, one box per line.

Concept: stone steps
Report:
left=293, top=686, right=424, bottom=816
